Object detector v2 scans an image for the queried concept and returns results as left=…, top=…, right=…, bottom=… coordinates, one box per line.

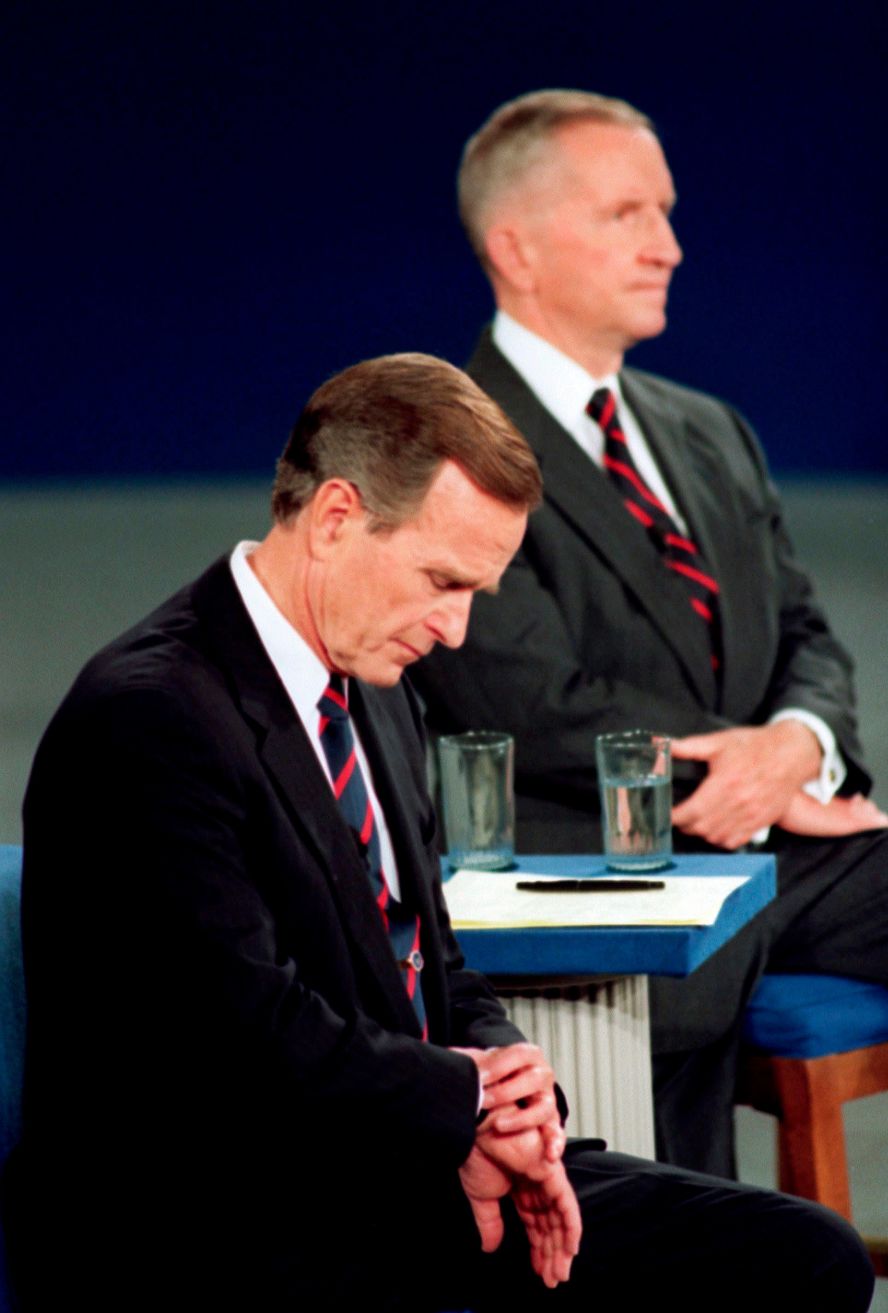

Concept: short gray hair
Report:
left=458, top=89, right=653, bottom=265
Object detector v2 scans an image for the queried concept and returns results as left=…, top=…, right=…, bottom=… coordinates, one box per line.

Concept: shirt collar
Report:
left=492, top=310, right=623, bottom=429
left=229, top=540, right=338, bottom=729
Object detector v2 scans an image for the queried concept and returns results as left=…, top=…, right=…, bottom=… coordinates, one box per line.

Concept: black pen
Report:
left=515, top=878, right=666, bottom=892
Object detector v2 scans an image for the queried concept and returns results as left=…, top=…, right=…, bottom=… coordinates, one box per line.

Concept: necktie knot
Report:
left=587, top=387, right=617, bottom=430
left=318, top=675, right=349, bottom=723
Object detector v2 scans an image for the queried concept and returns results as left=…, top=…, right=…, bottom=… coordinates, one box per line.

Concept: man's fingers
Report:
left=458, top=1042, right=549, bottom=1084
left=670, top=733, right=719, bottom=760
left=466, top=1195, right=505, bottom=1253
left=481, top=1071, right=553, bottom=1112
left=672, top=793, right=755, bottom=849
left=477, top=1125, right=549, bottom=1179
left=541, top=1117, right=567, bottom=1161
left=484, top=1095, right=565, bottom=1162
left=475, top=1048, right=555, bottom=1110
left=779, top=792, right=888, bottom=837
left=672, top=722, right=827, bottom=846
left=512, top=1168, right=582, bottom=1289
left=483, top=1072, right=557, bottom=1116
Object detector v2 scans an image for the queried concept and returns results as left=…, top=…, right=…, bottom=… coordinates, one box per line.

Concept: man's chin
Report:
left=372, top=667, right=407, bottom=688
left=349, top=658, right=409, bottom=688
left=626, top=313, right=668, bottom=346
left=339, top=640, right=424, bottom=687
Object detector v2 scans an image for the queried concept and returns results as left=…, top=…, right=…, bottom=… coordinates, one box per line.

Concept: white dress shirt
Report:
left=492, top=311, right=844, bottom=804
left=230, top=541, right=402, bottom=896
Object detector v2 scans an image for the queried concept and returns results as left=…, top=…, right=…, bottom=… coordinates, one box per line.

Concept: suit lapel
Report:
left=190, top=558, right=422, bottom=1036
left=469, top=333, right=717, bottom=706
left=621, top=370, right=727, bottom=583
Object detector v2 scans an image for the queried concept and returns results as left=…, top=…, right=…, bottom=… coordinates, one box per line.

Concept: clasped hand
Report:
left=453, top=1043, right=581, bottom=1289
left=671, top=722, right=888, bottom=849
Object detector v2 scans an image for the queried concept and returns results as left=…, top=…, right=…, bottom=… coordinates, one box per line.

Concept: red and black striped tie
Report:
left=588, top=387, right=721, bottom=671
left=317, top=675, right=427, bottom=1037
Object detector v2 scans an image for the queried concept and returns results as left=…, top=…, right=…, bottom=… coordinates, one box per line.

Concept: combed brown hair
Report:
left=271, top=352, right=542, bottom=528
left=459, top=88, right=653, bottom=264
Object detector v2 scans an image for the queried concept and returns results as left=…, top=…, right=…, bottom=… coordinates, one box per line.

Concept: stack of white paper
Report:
left=444, top=872, right=747, bottom=929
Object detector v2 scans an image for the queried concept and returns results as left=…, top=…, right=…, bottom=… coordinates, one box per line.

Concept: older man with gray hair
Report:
left=414, top=89, right=888, bottom=1178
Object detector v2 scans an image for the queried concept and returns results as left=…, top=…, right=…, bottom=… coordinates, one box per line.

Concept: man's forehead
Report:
left=411, top=470, right=527, bottom=581
left=503, top=121, right=670, bottom=220
left=549, top=121, right=671, bottom=187
left=417, top=457, right=509, bottom=516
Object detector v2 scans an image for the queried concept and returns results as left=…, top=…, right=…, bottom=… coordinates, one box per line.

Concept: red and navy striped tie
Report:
left=588, top=387, right=722, bottom=672
left=317, top=675, right=427, bottom=1037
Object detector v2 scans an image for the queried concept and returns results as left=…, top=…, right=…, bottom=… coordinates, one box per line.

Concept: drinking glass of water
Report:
left=437, top=731, right=515, bottom=870
left=594, top=731, right=672, bottom=871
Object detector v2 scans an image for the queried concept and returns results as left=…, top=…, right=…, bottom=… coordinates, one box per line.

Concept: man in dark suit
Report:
left=413, top=89, right=888, bottom=1175
left=6, top=353, right=873, bottom=1311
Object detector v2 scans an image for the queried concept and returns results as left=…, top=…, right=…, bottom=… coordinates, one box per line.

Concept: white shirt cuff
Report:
left=749, top=710, right=846, bottom=845
left=769, top=708, right=846, bottom=802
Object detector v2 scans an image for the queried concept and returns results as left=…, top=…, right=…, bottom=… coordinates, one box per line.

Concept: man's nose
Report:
left=644, top=210, right=683, bottom=267
left=431, top=592, right=473, bottom=650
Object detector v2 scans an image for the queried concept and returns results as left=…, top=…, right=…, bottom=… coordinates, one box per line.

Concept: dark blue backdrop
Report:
left=4, top=1, right=885, bottom=481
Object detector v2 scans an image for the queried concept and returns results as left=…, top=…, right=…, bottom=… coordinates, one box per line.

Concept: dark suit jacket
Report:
left=415, top=330, right=869, bottom=853
left=9, top=555, right=523, bottom=1310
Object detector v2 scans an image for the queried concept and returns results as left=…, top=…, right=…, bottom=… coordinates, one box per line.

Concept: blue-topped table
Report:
left=445, top=852, right=776, bottom=1156
left=449, top=852, right=776, bottom=979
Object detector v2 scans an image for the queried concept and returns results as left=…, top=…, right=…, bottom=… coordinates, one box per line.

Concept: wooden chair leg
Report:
left=769, top=1056, right=852, bottom=1220
left=739, top=1028, right=888, bottom=1270
left=863, top=1237, right=888, bottom=1277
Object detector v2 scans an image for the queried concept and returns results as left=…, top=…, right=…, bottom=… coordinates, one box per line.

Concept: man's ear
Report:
left=306, top=479, right=364, bottom=558
left=484, top=221, right=538, bottom=294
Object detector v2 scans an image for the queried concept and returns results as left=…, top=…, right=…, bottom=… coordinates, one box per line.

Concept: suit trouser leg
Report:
left=648, top=904, right=771, bottom=1174
left=648, top=827, right=888, bottom=1174
left=460, top=1146, right=873, bottom=1313
left=765, top=828, right=888, bottom=977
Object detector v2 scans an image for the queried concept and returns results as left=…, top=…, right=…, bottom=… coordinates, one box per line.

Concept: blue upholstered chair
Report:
left=0, top=845, right=25, bottom=1313
left=739, top=972, right=888, bottom=1272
